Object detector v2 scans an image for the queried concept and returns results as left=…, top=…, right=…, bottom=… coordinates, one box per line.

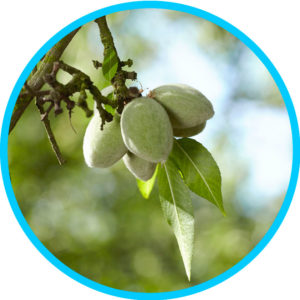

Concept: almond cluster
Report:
left=83, top=84, right=214, bottom=181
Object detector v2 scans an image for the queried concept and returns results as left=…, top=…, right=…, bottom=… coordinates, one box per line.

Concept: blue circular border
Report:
left=1, top=1, right=299, bottom=299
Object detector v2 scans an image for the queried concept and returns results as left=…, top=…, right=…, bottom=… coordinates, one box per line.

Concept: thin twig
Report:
left=94, top=17, right=128, bottom=112
left=94, top=16, right=139, bottom=115
left=36, top=99, right=65, bottom=165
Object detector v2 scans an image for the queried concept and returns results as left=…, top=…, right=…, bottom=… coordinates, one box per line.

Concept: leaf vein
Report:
left=163, top=164, right=185, bottom=250
left=175, top=140, right=220, bottom=210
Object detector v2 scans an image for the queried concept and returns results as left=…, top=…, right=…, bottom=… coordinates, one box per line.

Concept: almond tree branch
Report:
left=94, top=16, right=138, bottom=114
left=94, top=16, right=121, bottom=66
left=9, top=16, right=140, bottom=166
left=9, top=28, right=80, bottom=134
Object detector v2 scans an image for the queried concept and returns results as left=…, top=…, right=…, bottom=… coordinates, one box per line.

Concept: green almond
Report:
left=123, top=152, right=156, bottom=181
left=83, top=113, right=127, bottom=168
left=121, top=97, right=173, bottom=163
left=152, top=84, right=214, bottom=129
left=173, top=122, right=206, bottom=137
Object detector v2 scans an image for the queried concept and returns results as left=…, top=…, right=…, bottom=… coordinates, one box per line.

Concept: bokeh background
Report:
left=8, top=10, right=292, bottom=293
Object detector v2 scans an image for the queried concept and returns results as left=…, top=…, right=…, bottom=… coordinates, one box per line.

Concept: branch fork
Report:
left=10, top=16, right=139, bottom=165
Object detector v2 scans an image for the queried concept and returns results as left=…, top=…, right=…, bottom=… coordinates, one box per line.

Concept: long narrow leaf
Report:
left=158, top=159, right=194, bottom=280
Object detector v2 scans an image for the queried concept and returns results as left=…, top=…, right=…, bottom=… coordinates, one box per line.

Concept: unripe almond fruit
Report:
left=173, top=122, right=206, bottom=137
left=83, top=113, right=127, bottom=168
left=121, top=97, right=173, bottom=163
left=123, top=152, right=156, bottom=181
left=83, top=86, right=127, bottom=168
left=152, top=84, right=214, bottom=129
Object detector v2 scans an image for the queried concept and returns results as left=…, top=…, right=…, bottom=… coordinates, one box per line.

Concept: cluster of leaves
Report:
left=137, top=138, right=224, bottom=279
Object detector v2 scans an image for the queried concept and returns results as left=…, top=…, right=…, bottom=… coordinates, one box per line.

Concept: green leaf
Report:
left=106, top=92, right=114, bottom=101
left=102, top=48, right=118, bottom=81
left=158, top=159, right=194, bottom=280
left=172, top=138, right=225, bottom=215
left=104, top=93, right=116, bottom=116
left=104, top=92, right=116, bottom=115
left=136, top=166, right=158, bottom=199
left=104, top=104, right=115, bottom=115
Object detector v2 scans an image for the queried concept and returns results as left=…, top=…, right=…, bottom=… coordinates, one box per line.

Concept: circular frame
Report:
left=1, top=1, right=299, bottom=299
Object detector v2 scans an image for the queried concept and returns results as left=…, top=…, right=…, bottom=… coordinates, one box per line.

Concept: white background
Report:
left=0, top=1, right=299, bottom=299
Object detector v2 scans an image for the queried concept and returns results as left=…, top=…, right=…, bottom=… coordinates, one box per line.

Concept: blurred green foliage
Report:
left=8, top=10, right=288, bottom=293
